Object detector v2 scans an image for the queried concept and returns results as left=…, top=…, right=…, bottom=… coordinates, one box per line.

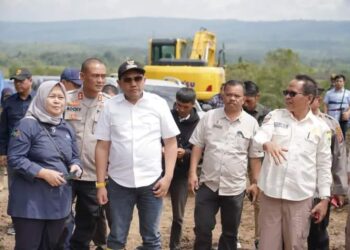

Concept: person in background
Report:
left=242, top=80, right=270, bottom=249
left=308, top=87, right=348, bottom=250
left=207, top=83, right=225, bottom=109
left=328, top=74, right=336, bottom=90
left=0, top=67, right=35, bottom=235
left=95, top=60, right=179, bottom=250
left=243, top=80, right=270, bottom=126
left=254, top=75, right=332, bottom=250
left=102, top=84, right=118, bottom=97
left=168, top=87, right=200, bottom=250
left=0, top=87, right=14, bottom=191
left=188, top=80, right=263, bottom=250
left=7, top=81, right=82, bottom=249
left=323, top=74, right=350, bottom=138
left=60, top=68, right=83, bottom=91
left=64, top=58, right=110, bottom=250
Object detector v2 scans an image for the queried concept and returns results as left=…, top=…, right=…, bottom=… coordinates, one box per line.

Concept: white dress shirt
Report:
left=94, top=92, right=179, bottom=188
left=253, top=109, right=332, bottom=201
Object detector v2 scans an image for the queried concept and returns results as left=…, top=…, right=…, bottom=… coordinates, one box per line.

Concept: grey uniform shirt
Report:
left=317, top=112, right=348, bottom=195
left=64, top=88, right=110, bottom=181
left=190, top=108, right=263, bottom=196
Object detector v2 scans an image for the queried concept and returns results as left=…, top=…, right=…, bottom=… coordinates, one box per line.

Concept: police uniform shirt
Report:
left=253, top=109, right=332, bottom=201
left=189, top=108, right=263, bottom=196
left=94, top=91, right=180, bottom=188
left=317, top=112, right=348, bottom=195
left=64, top=88, right=110, bottom=181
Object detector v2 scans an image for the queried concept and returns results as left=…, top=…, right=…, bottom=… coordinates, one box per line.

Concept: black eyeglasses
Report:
left=122, top=75, right=143, bottom=83
left=282, top=90, right=303, bottom=97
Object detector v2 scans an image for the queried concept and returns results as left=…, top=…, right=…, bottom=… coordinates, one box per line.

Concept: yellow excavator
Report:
left=144, top=28, right=225, bottom=101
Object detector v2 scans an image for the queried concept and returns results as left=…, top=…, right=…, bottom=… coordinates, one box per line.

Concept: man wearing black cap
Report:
left=60, top=68, right=82, bottom=91
left=95, top=59, right=179, bottom=250
left=0, top=67, right=34, bottom=235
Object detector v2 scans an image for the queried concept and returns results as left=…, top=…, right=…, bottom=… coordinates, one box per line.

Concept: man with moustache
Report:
left=188, top=80, right=263, bottom=250
left=95, top=60, right=179, bottom=250
left=254, top=75, right=332, bottom=250
left=64, top=58, right=110, bottom=250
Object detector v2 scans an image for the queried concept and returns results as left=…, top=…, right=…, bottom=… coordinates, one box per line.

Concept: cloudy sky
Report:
left=0, top=0, right=349, bottom=22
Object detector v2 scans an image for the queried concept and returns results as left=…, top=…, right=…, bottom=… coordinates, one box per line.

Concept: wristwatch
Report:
left=319, top=196, right=330, bottom=201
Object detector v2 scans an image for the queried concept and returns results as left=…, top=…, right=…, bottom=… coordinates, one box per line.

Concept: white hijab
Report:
left=26, top=81, right=67, bottom=125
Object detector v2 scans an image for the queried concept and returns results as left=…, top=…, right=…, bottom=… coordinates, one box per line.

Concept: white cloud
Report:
left=0, top=0, right=349, bottom=22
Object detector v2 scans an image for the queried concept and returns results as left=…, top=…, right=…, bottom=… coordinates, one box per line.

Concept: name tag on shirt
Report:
left=274, top=122, right=288, bottom=129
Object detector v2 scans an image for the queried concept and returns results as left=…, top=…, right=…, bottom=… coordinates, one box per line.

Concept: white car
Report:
left=106, top=77, right=205, bottom=117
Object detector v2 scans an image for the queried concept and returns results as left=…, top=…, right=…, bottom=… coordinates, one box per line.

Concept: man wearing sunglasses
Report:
left=95, top=60, right=179, bottom=250
left=253, top=75, right=332, bottom=250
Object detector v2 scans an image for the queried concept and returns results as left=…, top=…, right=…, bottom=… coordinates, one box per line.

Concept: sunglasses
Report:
left=282, top=90, right=303, bottom=97
left=122, top=75, right=143, bottom=83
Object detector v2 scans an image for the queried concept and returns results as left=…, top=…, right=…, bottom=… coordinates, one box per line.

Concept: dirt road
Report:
left=0, top=186, right=348, bottom=250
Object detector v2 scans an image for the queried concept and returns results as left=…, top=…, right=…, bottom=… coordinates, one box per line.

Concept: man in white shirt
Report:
left=254, top=75, right=332, bottom=250
left=94, top=60, right=179, bottom=250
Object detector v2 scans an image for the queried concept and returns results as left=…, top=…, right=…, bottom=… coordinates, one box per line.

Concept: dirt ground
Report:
left=0, top=184, right=348, bottom=250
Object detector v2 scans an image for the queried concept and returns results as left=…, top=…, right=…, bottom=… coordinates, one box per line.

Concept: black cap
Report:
left=118, top=60, right=145, bottom=80
left=10, top=68, right=32, bottom=81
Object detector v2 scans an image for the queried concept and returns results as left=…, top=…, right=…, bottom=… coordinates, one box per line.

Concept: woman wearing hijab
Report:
left=7, top=81, right=82, bottom=250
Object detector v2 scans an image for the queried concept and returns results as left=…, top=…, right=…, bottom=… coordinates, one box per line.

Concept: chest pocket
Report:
left=232, top=129, right=252, bottom=152
left=92, top=110, right=102, bottom=134
left=304, top=134, right=319, bottom=154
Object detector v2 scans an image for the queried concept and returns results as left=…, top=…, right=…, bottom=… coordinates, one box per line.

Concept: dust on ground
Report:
left=0, top=188, right=348, bottom=250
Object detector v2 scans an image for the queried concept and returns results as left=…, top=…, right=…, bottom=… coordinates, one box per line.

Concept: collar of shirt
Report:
left=15, top=91, right=35, bottom=101
left=179, top=114, right=191, bottom=122
left=217, top=107, right=244, bottom=122
left=286, top=109, right=314, bottom=123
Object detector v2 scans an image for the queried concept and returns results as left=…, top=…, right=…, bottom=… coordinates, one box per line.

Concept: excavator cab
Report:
left=148, top=38, right=187, bottom=65
left=145, top=29, right=226, bottom=101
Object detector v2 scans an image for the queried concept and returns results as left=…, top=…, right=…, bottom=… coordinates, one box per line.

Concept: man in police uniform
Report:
left=64, top=58, right=110, bottom=250
left=308, top=87, right=348, bottom=250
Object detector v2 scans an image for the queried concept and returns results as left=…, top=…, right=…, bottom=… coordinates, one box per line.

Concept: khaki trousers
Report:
left=258, top=192, right=313, bottom=250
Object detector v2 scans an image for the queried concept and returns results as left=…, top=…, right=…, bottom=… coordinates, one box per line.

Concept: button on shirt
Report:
left=253, top=109, right=332, bottom=201
left=94, top=92, right=180, bottom=188
left=189, top=108, right=263, bottom=196
left=0, top=92, right=35, bottom=154
left=64, top=88, right=110, bottom=181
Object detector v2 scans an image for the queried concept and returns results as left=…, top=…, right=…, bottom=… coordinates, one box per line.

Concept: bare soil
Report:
left=0, top=187, right=347, bottom=250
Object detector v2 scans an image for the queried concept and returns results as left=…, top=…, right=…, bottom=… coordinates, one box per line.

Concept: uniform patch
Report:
left=326, top=130, right=332, bottom=146
left=66, top=106, right=82, bottom=112
left=335, top=125, right=344, bottom=143
left=274, top=122, right=288, bottom=129
left=11, top=129, right=20, bottom=138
